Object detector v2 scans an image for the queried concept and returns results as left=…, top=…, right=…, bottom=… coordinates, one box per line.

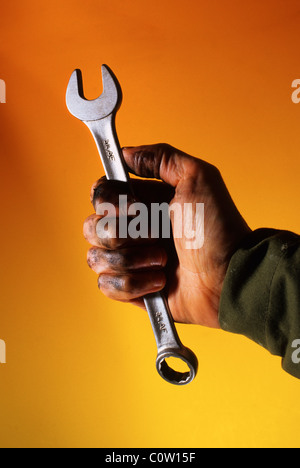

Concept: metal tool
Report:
left=66, top=65, right=198, bottom=385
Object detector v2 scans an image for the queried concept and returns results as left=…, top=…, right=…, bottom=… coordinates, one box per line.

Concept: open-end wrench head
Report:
left=66, top=64, right=122, bottom=122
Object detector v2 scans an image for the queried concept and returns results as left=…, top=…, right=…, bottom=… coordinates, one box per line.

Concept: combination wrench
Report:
left=66, top=65, right=198, bottom=385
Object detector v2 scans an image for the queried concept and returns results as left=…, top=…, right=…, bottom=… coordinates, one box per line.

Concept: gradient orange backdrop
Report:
left=1, top=0, right=300, bottom=448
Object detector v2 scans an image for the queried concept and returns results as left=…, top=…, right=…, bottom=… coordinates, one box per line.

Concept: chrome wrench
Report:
left=66, top=65, right=198, bottom=385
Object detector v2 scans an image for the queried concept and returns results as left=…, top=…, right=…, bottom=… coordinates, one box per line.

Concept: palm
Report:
left=161, top=169, right=250, bottom=327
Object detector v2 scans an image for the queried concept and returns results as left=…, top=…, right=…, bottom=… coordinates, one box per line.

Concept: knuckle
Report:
left=203, top=161, right=221, bottom=184
left=98, top=273, right=132, bottom=293
left=93, top=179, right=132, bottom=209
left=87, top=247, right=100, bottom=268
left=87, top=247, right=129, bottom=274
left=158, top=142, right=173, bottom=154
left=98, top=274, right=125, bottom=295
left=103, top=250, right=128, bottom=270
left=98, top=235, right=124, bottom=251
left=109, top=236, right=124, bottom=250
left=83, top=215, right=97, bottom=240
left=97, top=274, right=109, bottom=292
left=90, top=177, right=106, bottom=202
left=95, top=218, right=120, bottom=249
left=122, top=275, right=134, bottom=293
left=210, top=163, right=221, bottom=179
left=157, top=143, right=175, bottom=161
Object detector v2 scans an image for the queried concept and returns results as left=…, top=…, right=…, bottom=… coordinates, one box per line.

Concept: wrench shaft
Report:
left=144, top=292, right=181, bottom=350
left=86, top=117, right=198, bottom=385
left=86, top=116, right=130, bottom=183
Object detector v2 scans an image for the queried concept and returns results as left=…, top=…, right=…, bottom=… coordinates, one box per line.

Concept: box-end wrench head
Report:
left=66, top=65, right=198, bottom=385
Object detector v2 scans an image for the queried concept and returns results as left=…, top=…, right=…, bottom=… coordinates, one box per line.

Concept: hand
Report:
left=83, top=144, right=251, bottom=328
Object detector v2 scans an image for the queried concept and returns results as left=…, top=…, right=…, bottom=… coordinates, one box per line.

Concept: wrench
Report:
left=66, top=65, right=198, bottom=385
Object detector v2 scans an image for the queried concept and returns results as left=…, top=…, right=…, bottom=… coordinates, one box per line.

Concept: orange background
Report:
left=1, top=0, right=300, bottom=448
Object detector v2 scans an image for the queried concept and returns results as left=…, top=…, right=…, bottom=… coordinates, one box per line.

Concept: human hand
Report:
left=83, top=144, right=251, bottom=328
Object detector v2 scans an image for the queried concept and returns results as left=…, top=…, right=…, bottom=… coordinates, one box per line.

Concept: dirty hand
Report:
left=83, top=144, right=251, bottom=328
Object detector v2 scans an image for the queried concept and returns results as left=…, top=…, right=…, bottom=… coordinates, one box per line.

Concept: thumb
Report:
left=122, top=144, right=197, bottom=187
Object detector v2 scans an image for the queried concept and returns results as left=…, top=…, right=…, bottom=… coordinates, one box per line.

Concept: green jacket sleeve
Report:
left=219, top=228, right=300, bottom=379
